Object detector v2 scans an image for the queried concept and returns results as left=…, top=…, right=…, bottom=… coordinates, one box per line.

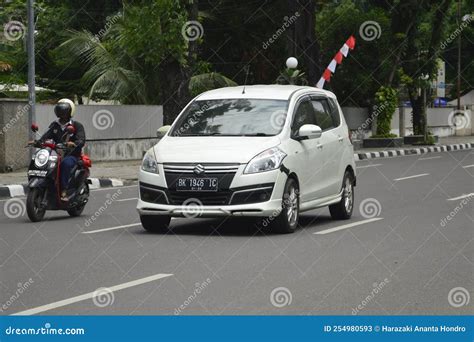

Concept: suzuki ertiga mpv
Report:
left=137, top=85, right=356, bottom=233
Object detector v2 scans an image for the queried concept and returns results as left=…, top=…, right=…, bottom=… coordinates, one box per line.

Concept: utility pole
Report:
left=27, top=0, right=35, bottom=141
left=457, top=0, right=461, bottom=110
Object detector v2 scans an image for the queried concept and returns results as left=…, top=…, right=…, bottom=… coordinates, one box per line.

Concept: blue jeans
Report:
left=60, top=156, right=77, bottom=190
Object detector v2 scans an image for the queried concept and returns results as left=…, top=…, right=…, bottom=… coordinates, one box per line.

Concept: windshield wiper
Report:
left=242, top=133, right=271, bottom=136
left=180, top=132, right=222, bottom=136
left=180, top=132, right=272, bottom=137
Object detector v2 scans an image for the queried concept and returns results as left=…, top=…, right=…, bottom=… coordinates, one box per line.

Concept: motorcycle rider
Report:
left=32, top=99, right=86, bottom=201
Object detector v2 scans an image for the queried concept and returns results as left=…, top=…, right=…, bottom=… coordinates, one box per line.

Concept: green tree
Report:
left=397, top=0, right=453, bottom=137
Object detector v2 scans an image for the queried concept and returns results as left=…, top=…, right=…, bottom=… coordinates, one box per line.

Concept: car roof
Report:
left=196, top=84, right=336, bottom=101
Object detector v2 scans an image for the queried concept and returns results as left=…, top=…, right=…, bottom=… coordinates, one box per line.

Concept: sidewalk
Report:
left=354, top=135, right=474, bottom=153
left=0, top=136, right=472, bottom=197
left=0, top=160, right=141, bottom=187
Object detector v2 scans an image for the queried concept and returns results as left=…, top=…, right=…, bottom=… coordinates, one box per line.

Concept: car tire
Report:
left=271, top=178, right=299, bottom=234
left=329, top=170, right=354, bottom=220
left=140, top=215, right=171, bottom=233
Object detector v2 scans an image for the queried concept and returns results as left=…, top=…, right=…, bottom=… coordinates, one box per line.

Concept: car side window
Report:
left=311, top=99, right=334, bottom=131
left=328, top=98, right=341, bottom=127
left=292, top=99, right=316, bottom=136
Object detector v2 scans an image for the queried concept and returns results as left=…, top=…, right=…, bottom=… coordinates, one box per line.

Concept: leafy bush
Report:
left=374, top=86, right=398, bottom=137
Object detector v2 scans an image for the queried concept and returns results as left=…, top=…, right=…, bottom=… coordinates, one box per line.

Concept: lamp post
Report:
left=27, top=0, right=35, bottom=144
left=420, top=73, right=429, bottom=142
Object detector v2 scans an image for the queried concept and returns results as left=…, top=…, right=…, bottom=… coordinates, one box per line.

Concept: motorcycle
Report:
left=26, top=123, right=92, bottom=222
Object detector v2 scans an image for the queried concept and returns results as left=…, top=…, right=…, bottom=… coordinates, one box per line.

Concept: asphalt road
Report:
left=1, top=150, right=473, bottom=316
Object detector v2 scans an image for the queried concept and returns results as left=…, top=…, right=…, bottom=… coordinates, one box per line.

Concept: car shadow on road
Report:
left=138, top=213, right=334, bottom=237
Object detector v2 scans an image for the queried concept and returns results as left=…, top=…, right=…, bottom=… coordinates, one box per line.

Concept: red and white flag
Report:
left=316, top=35, right=356, bottom=89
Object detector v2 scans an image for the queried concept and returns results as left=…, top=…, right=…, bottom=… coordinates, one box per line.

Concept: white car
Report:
left=137, top=85, right=356, bottom=233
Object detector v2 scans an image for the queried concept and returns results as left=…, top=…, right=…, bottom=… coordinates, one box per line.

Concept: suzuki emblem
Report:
left=194, top=164, right=205, bottom=175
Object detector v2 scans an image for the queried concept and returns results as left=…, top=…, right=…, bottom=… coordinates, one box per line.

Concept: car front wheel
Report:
left=271, top=178, right=299, bottom=234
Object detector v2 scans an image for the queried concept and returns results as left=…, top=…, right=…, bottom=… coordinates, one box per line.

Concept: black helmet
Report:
left=54, top=99, right=75, bottom=119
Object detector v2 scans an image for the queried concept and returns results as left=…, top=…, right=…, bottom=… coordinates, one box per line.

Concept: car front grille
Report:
left=167, top=191, right=232, bottom=205
left=140, top=181, right=275, bottom=206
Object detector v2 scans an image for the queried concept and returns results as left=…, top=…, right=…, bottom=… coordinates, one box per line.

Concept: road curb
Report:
left=0, top=178, right=137, bottom=199
left=354, top=143, right=473, bottom=161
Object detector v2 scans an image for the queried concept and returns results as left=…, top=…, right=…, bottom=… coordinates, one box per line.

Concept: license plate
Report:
left=176, top=178, right=218, bottom=192
left=28, top=170, right=47, bottom=177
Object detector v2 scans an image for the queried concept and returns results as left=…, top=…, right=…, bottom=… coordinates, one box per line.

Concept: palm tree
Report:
left=61, top=30, right=238, bottom=107
left=60, top=30, right=146, bottom=104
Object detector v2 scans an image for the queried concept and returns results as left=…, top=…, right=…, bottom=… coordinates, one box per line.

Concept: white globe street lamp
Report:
left=286, top=57, right=298, bottom=69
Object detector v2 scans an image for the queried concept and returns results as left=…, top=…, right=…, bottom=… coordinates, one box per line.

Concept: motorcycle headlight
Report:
left=141, top=148, right=159, bottom=174
left=244, top=147, right=287, bottom=174
left=34, top=149, right=50, bottom=168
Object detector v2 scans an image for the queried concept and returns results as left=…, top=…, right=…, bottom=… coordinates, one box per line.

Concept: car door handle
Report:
left=338, top=136, right=343, bottom=142
left=316, top=144, right=323, bottom=149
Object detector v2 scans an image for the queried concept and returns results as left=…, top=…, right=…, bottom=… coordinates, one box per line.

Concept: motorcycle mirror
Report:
left=31, top=123, right=39, bottom=132
left=66, top=125, right=76, bottom=134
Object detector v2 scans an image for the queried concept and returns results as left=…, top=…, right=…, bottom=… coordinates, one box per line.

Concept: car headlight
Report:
left=34, top=149, right=50, bottom=168
left=244, top=147, right=287, bottom=174
left=141, top=148, right=159, bottom=173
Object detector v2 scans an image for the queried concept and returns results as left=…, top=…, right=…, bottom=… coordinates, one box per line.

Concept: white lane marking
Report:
left=12, top=273, right=173, bottom=316
left=116, top=197, right=138, bottom=202
left=447, top=193, right=474, bottom=201
left=462, top=164, right=474, bottom=169
left=418, top=156, right=441, bottom=161
left=314, top=217, right=384, bottom=235
left=82, top=223, right=141, bottom=234
left=356, top=164, right=382, bottom=169
left=394, top=173, right=429, bottom=181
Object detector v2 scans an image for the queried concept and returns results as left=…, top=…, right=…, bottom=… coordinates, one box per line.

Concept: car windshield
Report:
left=170, top=99, right=288, bottom=137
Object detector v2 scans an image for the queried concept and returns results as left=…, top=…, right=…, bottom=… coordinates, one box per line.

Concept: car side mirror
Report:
left=297, top=124, right=322, bottom=140
left=31, top=123, right=39, bottom=132
left=156, top=125, right=171, bottom=139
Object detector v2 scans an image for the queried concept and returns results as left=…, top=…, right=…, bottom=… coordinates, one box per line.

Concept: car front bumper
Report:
left=136, top=164, right=287, bottom=218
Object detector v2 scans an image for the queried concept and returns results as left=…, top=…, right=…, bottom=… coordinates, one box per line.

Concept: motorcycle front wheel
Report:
left=26, top=188, right=46, bottom=222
